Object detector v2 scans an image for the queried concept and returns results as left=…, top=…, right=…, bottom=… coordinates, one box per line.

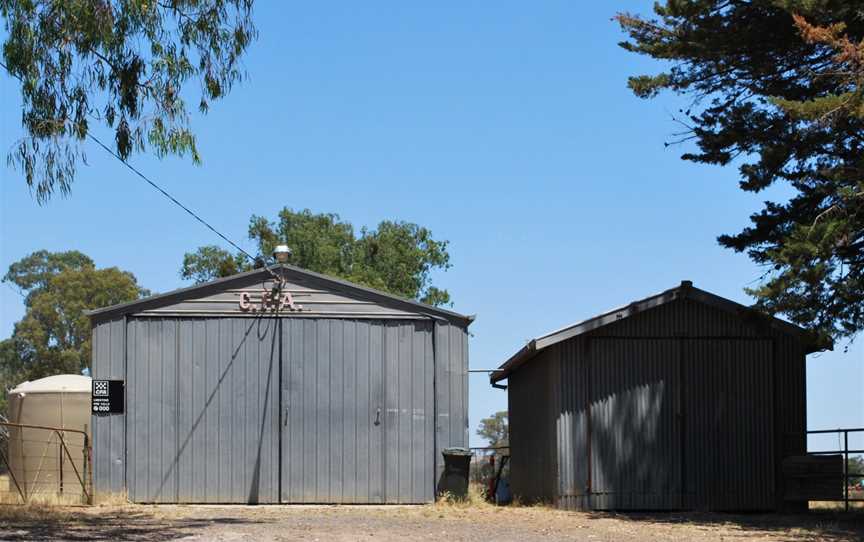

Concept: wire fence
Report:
left=0, top=422, right=92, bottom=505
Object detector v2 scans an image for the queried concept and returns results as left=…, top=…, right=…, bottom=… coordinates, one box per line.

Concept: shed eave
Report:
left=86, top=264, right=473, bottom=326
left=490, top=340, right=536, bottom=384
left=490, top=280, right=825, bottom=384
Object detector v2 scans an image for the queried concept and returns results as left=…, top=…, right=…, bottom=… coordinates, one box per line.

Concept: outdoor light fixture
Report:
left=273, top=245, right=292, bottom=263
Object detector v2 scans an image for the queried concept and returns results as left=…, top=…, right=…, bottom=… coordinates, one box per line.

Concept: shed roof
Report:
left=86, top=264, right=474, bottom=326
left=490, top=280, right=826, bottom=384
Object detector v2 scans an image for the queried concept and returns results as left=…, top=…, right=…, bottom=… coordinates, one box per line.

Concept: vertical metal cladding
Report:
left=557, top=339, right=588, bottom=510
left=280, top=319, right=436, bottom=504
left=537, top=298, right=808, bottom=512
left=91, top=317, right=126, bottom=495
left=433, top=322, right=469, bottom=484
left=89, top=266, right=472, bottom=504
left=509, top=346, right=559, bottom=503
left=126, top=318, right=280, bottom=503
left=587, top=338, right=682, bottom=511
left=681, top=338, right=774, bottom=510
left=91, top=314, right=468, bottom=503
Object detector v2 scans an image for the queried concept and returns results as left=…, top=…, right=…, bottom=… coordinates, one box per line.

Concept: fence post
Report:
left=0, top=444, right=26, bottom=503
left=84, top=428, right=92, bottom=505
left=844, top=430, right=849, bottom=513
left=58, top=430, right=64, bottom=496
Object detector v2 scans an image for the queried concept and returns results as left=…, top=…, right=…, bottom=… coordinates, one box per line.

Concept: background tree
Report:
left=0, top=250, right=148, bottom=411
left=850, top=455, right=864, bottom=486
left=181, top=207, right=454, bottom=306
left=472, top=411, right=509, bottom=485
left=0, top=339, right=25, bottom=419
left=617, top=1, right=864, bottom=342
left=476, top=411, right=509, bottom=448
left=1, top=0, right=256, bottom=202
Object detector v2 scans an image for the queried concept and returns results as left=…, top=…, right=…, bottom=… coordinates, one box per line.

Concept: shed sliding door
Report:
left=588, top=338, right=683, bottom=510
left=280, top=319, right=385, bottom=503
left=584, top=337, right=773, bottom=511
left=280, top=319, right=434, bottom=504
left=126, top=318, right=280, bottom=503
left=681, top=339, right=774, bottom=511
left=125, top=317, right=434, bottom=504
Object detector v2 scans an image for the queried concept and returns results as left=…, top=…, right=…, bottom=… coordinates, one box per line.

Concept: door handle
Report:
left=374, top=408, right=381, bottom=426
left=284, top=408, right=289, bottom=427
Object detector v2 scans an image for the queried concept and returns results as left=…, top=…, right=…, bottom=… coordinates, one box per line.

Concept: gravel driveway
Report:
left=0, top=503, right=861, bottom=541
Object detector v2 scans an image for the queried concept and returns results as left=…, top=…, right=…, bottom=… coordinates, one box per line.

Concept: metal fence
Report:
left=0, top=422, right=92, bottom=505
left=807, top=427, right=863, bottom=512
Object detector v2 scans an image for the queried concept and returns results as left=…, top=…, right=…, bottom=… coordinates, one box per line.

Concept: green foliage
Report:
left=181, top=208, right=454, bottom=306
left=850, top=455, right=864, bottom=485
left=1, top=0, right=256, bottom=202
left=3, top=250, right=94, bottom=302
left=476, top=411, right=509, bottom=448
left=180, top=245, right=248, bottom=284
left=0, top=251, right=147, bottom=405
left=0, top=338, right=25, bottom=418
left=617, top=1, right=864, bottom=342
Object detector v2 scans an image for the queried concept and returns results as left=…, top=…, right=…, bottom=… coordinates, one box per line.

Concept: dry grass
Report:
left=0, top=480, right=860, bottom=541
left=810, top=488, right=864, bottom=509
left=0, top=473, right=21, bottom=504
left=93, top=490, right=129, bottom=506
left=0, top=502, right=78, bottom=523
left=0, top=471, right=96, bottom=505
left=433, top=483, right=494, bottom=510
left=0, top=502, right=861, bottom=541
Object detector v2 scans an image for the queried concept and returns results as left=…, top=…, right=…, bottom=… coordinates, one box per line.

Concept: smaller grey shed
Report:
left=491, top=281, right=825, bottom=512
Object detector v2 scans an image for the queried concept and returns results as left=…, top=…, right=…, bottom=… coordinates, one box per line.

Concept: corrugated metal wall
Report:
left=281, top=319, right=436, bottom=503
left=681, top=339, right=774, bottom=510
left=510, top=298, right=806, bottom=512
left=434, top=322, right=469, bottom=486
left=509, top=346, right=559, bottom=503
left=91, top=315, right=468, bottom=503
left=127, top=318, right=280, bottom=503
left=587, top=338, right=682, bottom=510
left=584, top=298, right=805, bottom=511
left=557, top=339, right=587, bottom=510
left=91, top=317, right=126, bottom=495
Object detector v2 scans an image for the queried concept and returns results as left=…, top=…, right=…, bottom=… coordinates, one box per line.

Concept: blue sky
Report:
left=1, top=2, right=861, bottom=448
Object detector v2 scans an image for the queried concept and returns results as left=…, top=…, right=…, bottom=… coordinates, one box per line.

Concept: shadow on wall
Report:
left=151, top=315, right=278, bottom=503
left=590, top=378, right=674, bottom=509
left=561, top=338, right=775, bottom=511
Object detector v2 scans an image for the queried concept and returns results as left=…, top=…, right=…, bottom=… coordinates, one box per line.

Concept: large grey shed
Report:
left=491, top=281, right=823, bottom=512
left=89, top=264, right=471, bottom=504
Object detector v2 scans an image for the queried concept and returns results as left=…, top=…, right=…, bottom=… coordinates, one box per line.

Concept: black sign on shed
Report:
left=92, top=380, right=124, bottom=415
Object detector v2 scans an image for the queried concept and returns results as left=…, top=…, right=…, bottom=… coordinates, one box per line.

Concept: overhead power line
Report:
left=85, top=134, right=257, bottom=263
left=1, top=60, right=286, bottom=285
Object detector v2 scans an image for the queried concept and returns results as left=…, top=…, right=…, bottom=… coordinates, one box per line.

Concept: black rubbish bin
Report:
left=438, top=447, right=473, bottom=500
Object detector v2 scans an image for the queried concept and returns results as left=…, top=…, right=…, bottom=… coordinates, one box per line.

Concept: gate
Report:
left=0, top=421, right=92, bottom=504
left=279, top=319, right=435, bottom=504
left=795, top=427, right=864, bottom=511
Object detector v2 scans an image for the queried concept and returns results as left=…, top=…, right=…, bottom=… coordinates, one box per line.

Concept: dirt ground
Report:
left=0, top=503, right=862, bottom=542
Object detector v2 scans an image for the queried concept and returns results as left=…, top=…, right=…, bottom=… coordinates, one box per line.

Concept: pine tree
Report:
left=617, top=1, right=864, bottom=343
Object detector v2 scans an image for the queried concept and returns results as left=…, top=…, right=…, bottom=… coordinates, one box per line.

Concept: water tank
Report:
left=6, top=375, right=91, bottom=501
